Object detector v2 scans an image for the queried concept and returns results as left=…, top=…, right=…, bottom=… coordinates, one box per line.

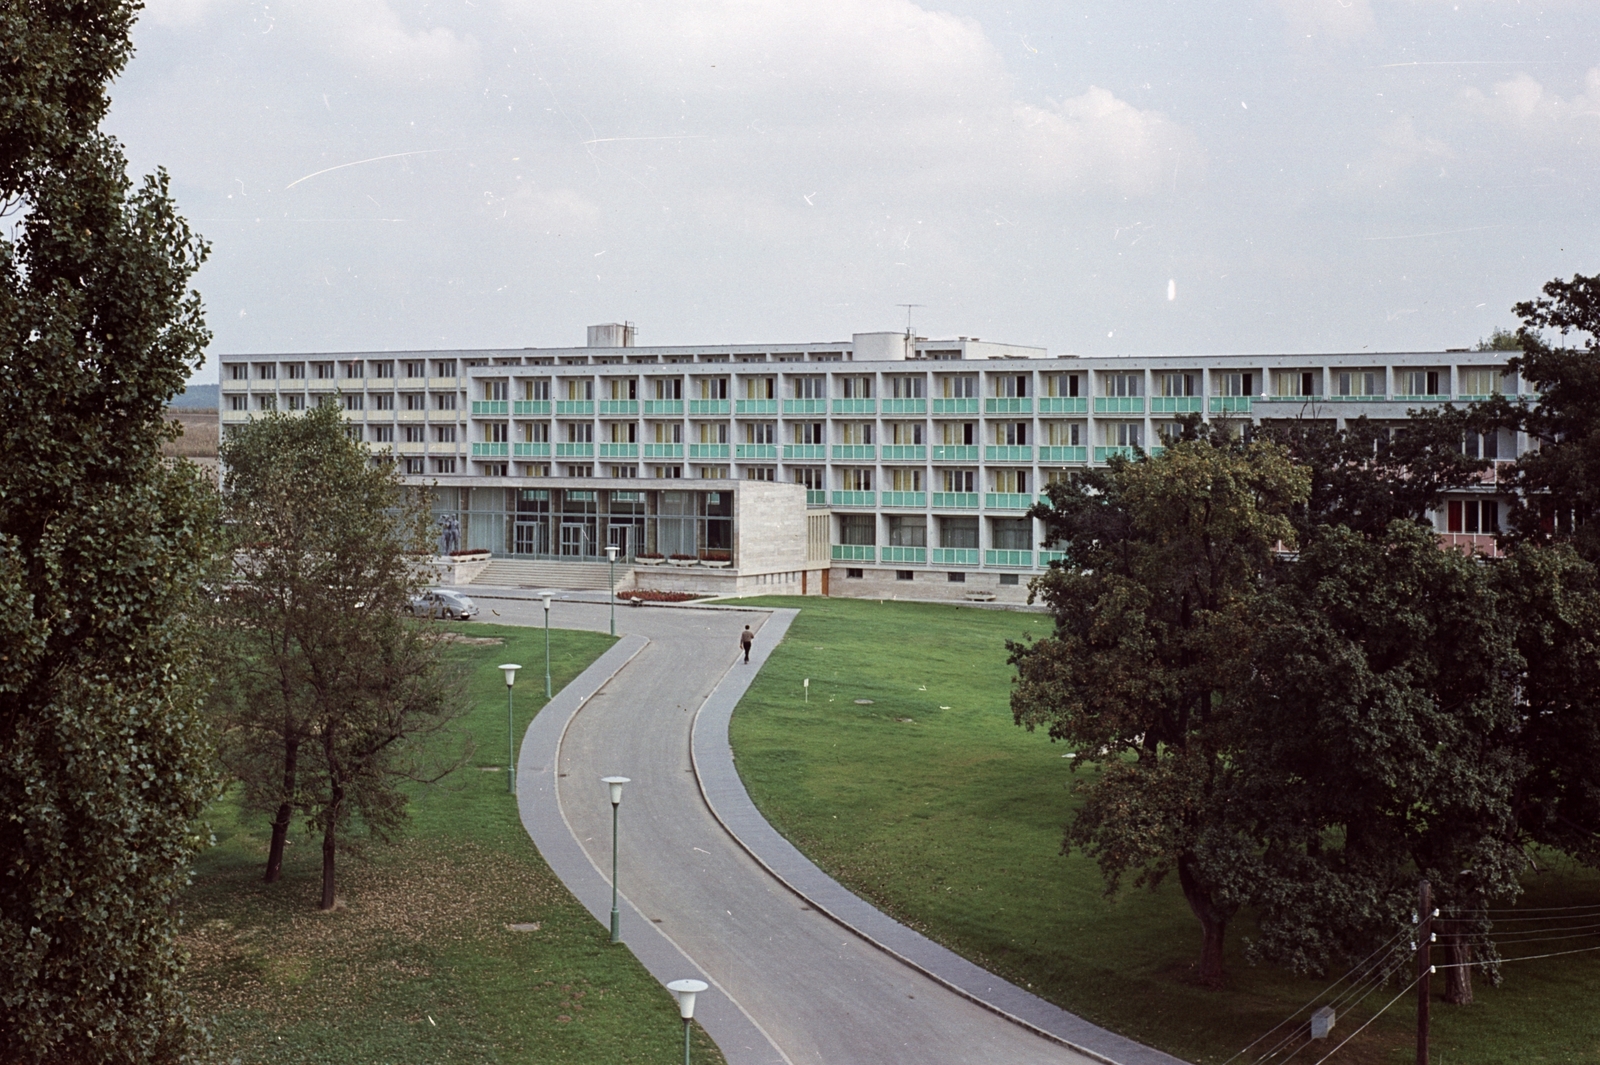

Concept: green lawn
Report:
left=181, top=623, right=723, bottom=1064
left=729, top=596, right=1600, bottom=1065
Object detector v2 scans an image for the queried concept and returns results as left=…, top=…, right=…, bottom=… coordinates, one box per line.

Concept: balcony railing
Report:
left=1391, top=394, right=1452, bottom=404
left=513, top=400, right=551, bottom=416
left=471, top=400, right=508, bottom=415
left=882, top=398, right=926, bottom=415
left=806, top=490, right=828, bottom=507
left=556, top=400, right=594, bottom=416
left=881, top=491, right=926, bottom=508
left=512, top=442, right=551, bottom=458
left=688, top=443, right=730, bottom=459
left=1038, top=396, right=1088, bottom=414
left=931, top=547, right=979, bottom=566
left=599, top=399, right=638, bottom=416
left=985, top=549, right=1033, bottom=567
left=783, top=443, right=827, bottom=460
left=932, top=492, right=979, bottom=509
left=471, top=442, right=509, bottom=457
left=689, top=399, right=731, bottom=416
left=833, top=398, right=876, bottom=414
left=643, top=399, right=684, bottom=416
left=1038, top=446, right=1088, bottom=462
left=1209, top=396, right=1254, bottom=413
left=985, top=445, right=1033, bottom=462
left=831, top=544, right=875, bottom=562
left=831, top=491, right=876, bottom=507
left=1094, top=446, right=1139, bottom=462
left=881, top=545, right=926, bottom=564
left=1094, top=396, right=1145, bottom=414
left=735, top=399, right=778, bottom=415
left=735, top=443, right=778, bottom=460
left=985, top=493, right=1034, bottom=510
left=783, top=398, right=828, bottom=415
left=599, top=442, right=638, bottom=458
left=931, top=445, right=979, bottom=462
left=881, top=445, right=926, bottom=461
left=555, top=442, right=595, bottom=457
left=832, top=444, right=877, bottom=461
left=985, top=397, right=1033, bottom=415
left=643, top=443, right=683, bottom=458
left=932, top=397, right=979, bottom=415
left=1151, top=396, right=1203, bottom=413
left=1038, top=550, right=1066, bottom=566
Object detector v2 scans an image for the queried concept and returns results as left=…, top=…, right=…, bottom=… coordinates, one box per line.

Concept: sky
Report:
left=110, top=0, right=1600, bottom=381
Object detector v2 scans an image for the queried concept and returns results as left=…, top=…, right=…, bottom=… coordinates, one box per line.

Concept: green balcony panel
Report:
left=984, top=397, right=1033, bottom=415
left=932, top=397, right=979, bottom=415
left=985, top=549, right=1033, bottom=568
left=932, top=492, right=979, bottom=509
left=1094, top=446, right=1138, bottom=463
left=1208, top=396, right=1254, bottom=414
left=689, top=399, right=731, bottom=416
left=512, top=442, right=551, bottom=458
left=831, top=491, right=876, bottom=507
left=984, top=493, right=1034, bottom=510
left=931, top=445, right=979, bottom=462
left=643, top=443, right=683, bottom=458
left=831, top=544, right=875, bottom=562
left=735, top=443, right=778, bottom=460
left=1038, top=550, right=1067, bottom=566
left=782, top=444, right=827, bottom=461
left=782, top=398, right=828, bottom=415
left=881, top=445, right=927, bottom=461
left=555, top=400, right=594, bottom=416
left=806, top=490, right=828, bottom=507
left=1391, top=394, right=1451, bottom=403
left=688, top=443, right=730, bottom=459
left=512, top=400, right=551, bottom=416
left=643, top=399, right=684, bottom=416
left=882, top=398, right=927, bottom=415
left=735, top=399, right=778, bottom=415
left=1093, top=396, right=1146, bottom=414
left=881, top=546, right=927, bottom=563
left=931, top=547, right=979, bottom=566
left=832, top=444, right=877, bottom=461
left=471, top=442, right=509, bottom=457
left=555, top=442, right=595, bottom=458
left=1037, top=397, right=1088, bottom=414
left=1151, top=396, right=1204, bottom=413
left=1038, top=446, right=1088, bottom=463
left=599, top=400, right=638, bottom=416
left=881, top=492, right=926, bottom=508
left=1327, top=395, right=1387, bottom=402
left=598, top=443, right=638, bottom=458
left=832, top=398, right=877, bottom=414
left=471, top=400, right=508, bottom=415
left=984, top=445, right=1033, bottom=462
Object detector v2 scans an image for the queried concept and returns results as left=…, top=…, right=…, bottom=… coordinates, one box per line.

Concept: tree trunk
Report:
left=319, top=782, right=342, bottom=911
left=1178, top=855, right=1230, bottom=988
left=1442, top=921, right=1474, bottom=1005
left=264, top=736, right=299, bottom=883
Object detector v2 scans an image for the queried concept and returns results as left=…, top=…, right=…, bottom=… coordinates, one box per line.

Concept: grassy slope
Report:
left=728, top=596, right=1600, bottom=1065
left=180, top=623, right=723, bottom=1064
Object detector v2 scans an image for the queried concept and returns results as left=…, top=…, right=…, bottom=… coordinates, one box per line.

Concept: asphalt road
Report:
left=481, top=590, right=1103, bottom=1065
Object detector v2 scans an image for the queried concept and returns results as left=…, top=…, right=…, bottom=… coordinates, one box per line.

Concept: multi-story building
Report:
left=218, top=324, right=1519, bottom=601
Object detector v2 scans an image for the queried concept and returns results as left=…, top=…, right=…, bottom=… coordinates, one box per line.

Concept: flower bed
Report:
left=618, top=590, right=708, bottom=603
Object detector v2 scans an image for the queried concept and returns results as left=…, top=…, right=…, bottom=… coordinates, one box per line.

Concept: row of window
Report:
left=229, top=359, right=457, bottom=381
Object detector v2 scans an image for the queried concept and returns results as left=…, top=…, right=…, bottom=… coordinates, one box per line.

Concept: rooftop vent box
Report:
left=588, top=322, right=636, bottom=348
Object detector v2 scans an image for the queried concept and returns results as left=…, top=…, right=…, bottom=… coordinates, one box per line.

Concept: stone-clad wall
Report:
left=827, top=565, right=1034, bottom=604
left=733, top=482, right=808, bottom=575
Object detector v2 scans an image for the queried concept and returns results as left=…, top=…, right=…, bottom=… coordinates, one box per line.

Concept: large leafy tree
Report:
left=1011, top=438, right=1309, bottom=986
left=0, top=2, right=217, bottom=1060
left=215, top=405, right=463, bottom=908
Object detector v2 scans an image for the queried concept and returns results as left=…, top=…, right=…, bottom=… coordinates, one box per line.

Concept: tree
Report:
left=1477, top=326, right=1523, bottom=352
left=1010, top=438, right=1309, bottom=986
left=215, top=404, right=463, bottom=908
left=0, top=3, right=218, bottom=1060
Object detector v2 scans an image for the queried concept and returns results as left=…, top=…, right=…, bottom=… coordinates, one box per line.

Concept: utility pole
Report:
left=1417, top=878, right=1432, bottom=1065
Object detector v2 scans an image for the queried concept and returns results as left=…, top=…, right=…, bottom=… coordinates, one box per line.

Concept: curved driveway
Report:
left=485, top=590, right=1184, bottom=1065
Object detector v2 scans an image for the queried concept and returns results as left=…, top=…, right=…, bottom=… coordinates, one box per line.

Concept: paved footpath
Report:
left=473, top=589, right=1188, bottom=1065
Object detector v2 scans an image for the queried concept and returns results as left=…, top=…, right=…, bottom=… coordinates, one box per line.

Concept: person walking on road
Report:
left=739, top=624, right=754, bottom=663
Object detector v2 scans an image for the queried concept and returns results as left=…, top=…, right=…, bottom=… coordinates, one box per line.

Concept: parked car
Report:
left=409, top=589, right=479, bottom=620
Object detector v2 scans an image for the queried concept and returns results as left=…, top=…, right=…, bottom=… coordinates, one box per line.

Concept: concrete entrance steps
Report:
left=469, top=559, right=623, bottom=591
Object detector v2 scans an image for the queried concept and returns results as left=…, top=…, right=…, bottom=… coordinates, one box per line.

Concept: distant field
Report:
left=180, top=624, right=723, bottom=1064
left=162, top=407, right=218, bottom=460
left=728, top=595, right=1600, bottom=1065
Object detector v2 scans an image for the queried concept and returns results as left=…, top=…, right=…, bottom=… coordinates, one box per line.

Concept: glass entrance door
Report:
left=560, top=522, right=595, bottom=557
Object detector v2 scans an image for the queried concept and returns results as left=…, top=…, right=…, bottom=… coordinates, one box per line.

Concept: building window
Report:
left=227, top=395, right=247, bottom=411
left=523, top=463, right=550, bottom=477
left=654, top=465, right=682, bottom=478
left=940, top=516, right=978, bottom=548
left=433, top=360, right=457, bottom=377
left=947, top=571, right=966, bottom=583
left=996, top=421, right=1028, bottom=446
left=1273, top=370, right=1322, bottom=397
left=792, top=376, right=825, bottom=399
left=1447, top=499, right=1500, bottom=534
left=840, top=422, right=873, bottom=445
left=434, top=426, right=457, bottom=443
left=839, top=513, right=875, bottom=546
left=371, top=393, right=393, bottom=410
left=1043, top=373, right=1080, bottom=398
left=840, top=375, right=873, bottom=399
left=1105, top=422, right=1142, bottom=449
left=344, top=425, right=362, bottom=441
left=256, top=363, right=276, bottom=380
left=403, top=360, right=425, bottom=379
left=890, top=376, right=925, bottom=398
left=1103, top=372, right=1142, bottom=398
left=698, top=466, right=727, bottom=479
left=941, top=376, right=977, bottom=398
left=371, top=425, right=394, bottom=443
left=404, top=458, right=424, bottom=475
left=889, top=515, right=925, bottom=546
left=371, top=361, right=393, bottom=378
left=483, top=463, right=508, bottom=476
left=227, top=363, right=247, bottom=380
left=282, top=363, right=304, bottom=379
left=992, top=469, right=1029, bottom=494
left=943, top=469, right=976, bottom=493
left=488, top=423, right=509, bottom=443
left=842, top=468, right=873, bottom=491
left=993, top=374, right=1029, bottom=398
left=404, top=393, right=425, bottom=410
left=343, top=394, right=363, bottom=411
left=403, top=425, right=425, bottom=443
left=745, top=422, right=776, bottom=444
left=434, top=392, right=456, bottom=411
left=999, top=573, right=1020, bottom=586
left=1336, top=371, right=1382, bottom=397
left=991, top=518, right=1032, bottom=550
left=1402, top=370, right=1444, bottom=397
left=940, top=421, right=977, bottom=446
left=745, top=467, right=775, bottom=481
left=566, top=465, right=593, bottom=477
left=1460, top=368, right=1503, bottom=397
left=609, top=465, right=637, bottom=478
left=846, top=568, right=864, bottom=579
left=256, top=395, right=276, bottom=411
left=793, top=467, right=824, bottom=490
left=896, top=570, right=914, bottom=581
left=1214, top=372, right=1255, bottom=397
left=1159, top=373, right=1198, bottom=397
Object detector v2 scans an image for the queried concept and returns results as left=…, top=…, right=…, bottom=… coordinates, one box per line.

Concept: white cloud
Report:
left=1274, top=0, right=1376, bottom=44
left=1344, top=116, right=1451, bottom=190
left=1461, top=69, right=1600, bottom=145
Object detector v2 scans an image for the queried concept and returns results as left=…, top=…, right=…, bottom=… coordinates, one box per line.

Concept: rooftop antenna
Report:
left=896, top=303, right=924, bottom=339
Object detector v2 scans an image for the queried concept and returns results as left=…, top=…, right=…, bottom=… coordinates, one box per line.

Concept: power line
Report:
left=1308, top=972, right=1426, bottom=1065
left=1435, top=941, right=1600, bottom=967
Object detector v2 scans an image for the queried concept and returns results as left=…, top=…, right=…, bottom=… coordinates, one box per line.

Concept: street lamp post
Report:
left=542, top=592, right=552, bottom=698
left=499, top=664, right=521, bottom=794
left=606, top=542, right=619, bottom=637
left=666, top=979, right=708, bottom=1065
left=601, top=775, right=630, bottom=943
